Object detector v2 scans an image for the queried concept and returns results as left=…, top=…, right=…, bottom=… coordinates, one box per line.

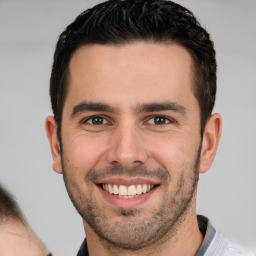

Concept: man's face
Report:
left=50, top=42, right=204, bottom=248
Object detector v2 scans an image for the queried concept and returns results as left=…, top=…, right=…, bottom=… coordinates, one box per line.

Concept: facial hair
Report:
left=61, top=144, right=201, bottom=250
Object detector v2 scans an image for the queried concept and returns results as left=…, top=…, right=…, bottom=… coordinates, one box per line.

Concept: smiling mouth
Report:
left=100, top=184, right=158, bottom=198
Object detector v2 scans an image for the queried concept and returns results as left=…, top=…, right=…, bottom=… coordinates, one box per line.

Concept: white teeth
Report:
left=119, top=185, right=127, bottom=196
left=108, top=184, right=113, bottom=194
left=103, top=184, right=108, bottom=192
left=136, top=185, right=143, bottom=195
left=117, top=195, right=135, bottom=198
left=102, top=183, right=155, bottom=197
left=127, top=185, right=136, bottom=196
left=113, top=184, right=118, bottom=195
left=142, top=184, right=148, bottom=193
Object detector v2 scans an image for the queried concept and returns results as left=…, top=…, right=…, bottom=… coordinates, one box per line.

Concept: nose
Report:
left=107, top=123, right=148, bottom=170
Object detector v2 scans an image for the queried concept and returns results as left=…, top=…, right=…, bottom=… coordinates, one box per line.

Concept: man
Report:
left=0, top=184, right=52, bottom=255
left=45, top=0, right=255, bottom=255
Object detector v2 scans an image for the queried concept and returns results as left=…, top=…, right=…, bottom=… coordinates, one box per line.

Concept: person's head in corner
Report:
left=0, top=184, right=51, bottom=256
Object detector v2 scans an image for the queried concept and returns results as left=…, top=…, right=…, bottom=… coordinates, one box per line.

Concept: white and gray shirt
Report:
left=196, top=215, right=255, bottom=256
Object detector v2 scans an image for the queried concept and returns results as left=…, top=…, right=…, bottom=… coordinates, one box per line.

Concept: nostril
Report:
left=133, top=160, right=143, bottom=164
left=109, top=160, right=143, bottom=170
left=110, top=160, right=122, bottom=167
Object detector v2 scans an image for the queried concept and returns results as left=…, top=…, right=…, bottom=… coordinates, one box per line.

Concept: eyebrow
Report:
left=71, top=101, right=186, bottom=118
left=71, top=101, right=115, bottom=118
left=136, top=102, right=186, bottom=115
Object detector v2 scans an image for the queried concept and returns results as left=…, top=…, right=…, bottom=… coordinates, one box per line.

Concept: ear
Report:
left=199, top=113, right=222, bottom=174
left=45, top=116, right=63, bottom=174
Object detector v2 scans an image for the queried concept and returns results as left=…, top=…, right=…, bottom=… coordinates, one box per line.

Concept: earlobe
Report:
left=199, top=113, right=222, bottom=174
left=45, top=116, right=63, bottom=174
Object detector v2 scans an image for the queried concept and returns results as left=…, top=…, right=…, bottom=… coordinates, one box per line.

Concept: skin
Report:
left=46, top=42, right=221, bottom=256
left=0, top=219, right=49, bottom=256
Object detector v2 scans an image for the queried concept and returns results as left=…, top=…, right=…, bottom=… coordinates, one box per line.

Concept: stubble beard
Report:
left=61, top=145, right=201, bottom=251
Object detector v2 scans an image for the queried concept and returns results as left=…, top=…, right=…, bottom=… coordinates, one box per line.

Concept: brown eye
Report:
left=153, top=116, right=167, bottom=125
left=85, top=116, right=107, bottom=125
left=92, top=116, right=104, bottom=125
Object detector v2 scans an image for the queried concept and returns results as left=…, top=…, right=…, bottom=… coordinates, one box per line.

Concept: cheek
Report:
left=147, top=133, right=199, bottom=172
left=62, top=133, right=108, bottom=170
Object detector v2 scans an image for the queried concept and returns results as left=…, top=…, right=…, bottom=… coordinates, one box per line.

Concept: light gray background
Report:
left=0, top=0, right=255, bottom=255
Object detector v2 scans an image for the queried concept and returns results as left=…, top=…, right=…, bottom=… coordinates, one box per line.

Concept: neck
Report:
left=83, top=201, right=203, bottom=256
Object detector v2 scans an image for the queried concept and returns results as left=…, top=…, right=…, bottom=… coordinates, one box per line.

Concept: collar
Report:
left=196, top=215, right=216, bottom=256
left=77, top=238, right=88, bottom=256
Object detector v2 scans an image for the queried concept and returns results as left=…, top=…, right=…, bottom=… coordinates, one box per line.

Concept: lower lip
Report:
left=98, top=185, right=158, bottom=208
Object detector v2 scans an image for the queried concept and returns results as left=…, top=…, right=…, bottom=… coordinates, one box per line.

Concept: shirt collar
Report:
left=196, top=215, right=216, bottom=256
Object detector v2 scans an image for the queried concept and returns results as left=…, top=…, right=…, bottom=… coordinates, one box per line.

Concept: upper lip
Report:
left=96, top=177, right=161, bottom=186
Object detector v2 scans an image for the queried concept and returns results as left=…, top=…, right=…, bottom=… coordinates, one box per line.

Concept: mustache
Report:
left=86, top=165, right=169, bottom=184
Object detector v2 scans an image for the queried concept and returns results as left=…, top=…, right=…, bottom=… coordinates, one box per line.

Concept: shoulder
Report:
left=204, top=229, right=255, bottom=256
left=227, top=241, right=255, bottom=256
left=197, top=216, right=255, bottom=256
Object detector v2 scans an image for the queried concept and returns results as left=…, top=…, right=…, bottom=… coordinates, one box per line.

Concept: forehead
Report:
left=66, top=42, right=196, bottom=110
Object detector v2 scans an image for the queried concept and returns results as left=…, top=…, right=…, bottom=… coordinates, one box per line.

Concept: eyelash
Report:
left=82, top=115, right=110, bottom=125
left=146, top=115, right=174, bottom=125
left=81, top=115, right=174, bottom=126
